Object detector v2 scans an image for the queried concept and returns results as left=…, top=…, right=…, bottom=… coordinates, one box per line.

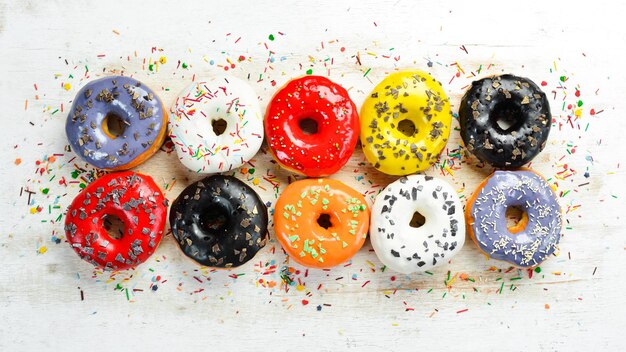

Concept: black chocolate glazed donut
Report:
left=459, top=74, right=551, bottom=168
left=169, top=175, right=268, bottom=268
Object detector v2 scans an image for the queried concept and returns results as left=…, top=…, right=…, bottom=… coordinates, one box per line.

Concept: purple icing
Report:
left=469, top=170, right=561, bottom=267
left=66, top=76, right=165, bottom=169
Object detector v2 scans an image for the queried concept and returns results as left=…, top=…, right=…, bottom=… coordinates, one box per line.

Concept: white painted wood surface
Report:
left=1, top=0, right=625, bottom=350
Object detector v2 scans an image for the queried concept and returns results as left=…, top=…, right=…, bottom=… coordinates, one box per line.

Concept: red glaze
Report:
left=64, top=172, right=167, bottom=270
left=265, top=76, right=360, bottom=177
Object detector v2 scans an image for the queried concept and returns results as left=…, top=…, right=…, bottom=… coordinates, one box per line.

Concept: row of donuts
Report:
left=63, top=71, right=561, bottom=273
left=65, top=169, right=559, bottom=272
left=65, top=71, right=552, bottom=176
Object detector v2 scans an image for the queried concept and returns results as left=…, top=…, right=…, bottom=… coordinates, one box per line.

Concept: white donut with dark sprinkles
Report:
left=370, top=175, right=465, bottom=274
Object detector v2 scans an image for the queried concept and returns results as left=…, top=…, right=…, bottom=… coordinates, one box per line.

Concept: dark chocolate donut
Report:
left=459, top=74, right=551, bottom=168
left=169, top=175, right=268, bottom=268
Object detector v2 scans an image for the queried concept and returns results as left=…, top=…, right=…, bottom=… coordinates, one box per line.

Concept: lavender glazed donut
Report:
left=66, top=76, right=168, bottom=170
left=466, top=170, right=562, bottom=267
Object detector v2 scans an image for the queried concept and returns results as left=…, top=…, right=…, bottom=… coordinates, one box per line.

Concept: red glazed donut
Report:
left=265, top=76, right=360, bottom=177
left=64, top=171, right=167, bottom=270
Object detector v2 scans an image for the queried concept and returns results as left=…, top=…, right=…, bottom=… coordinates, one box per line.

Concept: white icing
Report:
left=169, top=76, right=264, bottom=173
left=370, top=175, right=465, bottom=274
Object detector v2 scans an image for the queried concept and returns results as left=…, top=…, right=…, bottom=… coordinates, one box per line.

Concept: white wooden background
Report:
left=1, top=0, right=625, bottom=350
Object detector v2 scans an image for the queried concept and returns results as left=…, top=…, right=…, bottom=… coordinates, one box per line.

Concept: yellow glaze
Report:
left=360, top=70, right=452, bottom=175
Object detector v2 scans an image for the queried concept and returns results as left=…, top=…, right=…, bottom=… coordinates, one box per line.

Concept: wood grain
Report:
left=0, top=0, right=624, bottom=351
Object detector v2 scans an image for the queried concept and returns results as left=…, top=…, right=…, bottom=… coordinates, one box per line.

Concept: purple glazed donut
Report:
left=466, top=170, right=562, bottom=267
left=66, top=76, right=168, bottom=170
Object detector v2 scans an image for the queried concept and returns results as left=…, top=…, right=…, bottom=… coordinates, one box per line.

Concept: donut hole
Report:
left=298, top=118, right=319, bottom=135
left=316, top=213, right=333, bottom=229
left=212, top=119, right=228, bottom=136
left=505, top=206, right=528, bottom=234
left=490, top=101, right=524, bottom=132
left=397, top=119, right=417, bottom=137
left=200, top=205, right=228, bottom=231
left=409, top=211, right=426, bottom=228
left=102, top=113, right=127, bottom=139
left=102, top=214, right=125, bottom=240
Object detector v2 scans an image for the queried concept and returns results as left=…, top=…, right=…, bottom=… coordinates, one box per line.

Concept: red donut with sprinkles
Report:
left=264, top=76, right=360, bottom=177
left=64, top=171, right=168, bottom=270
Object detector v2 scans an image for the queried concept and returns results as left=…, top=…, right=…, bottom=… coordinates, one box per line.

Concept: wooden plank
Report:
left=0, top=0, right=624, bottom=350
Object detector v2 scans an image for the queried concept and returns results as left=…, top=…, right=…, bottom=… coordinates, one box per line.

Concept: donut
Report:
left=169, top=76, right=264, bottom=173
left=169, top=175, right=268, bottom=268
left=370, top=175, right=465, bottom=274
left=360, top=70, right=452, bottom=176
left=459, top=74, right=552, bottom=168
left=274, top=178, right=369, bottom=268
left=465, top=170, right=562, bottom=267
left=66, top=76, right=167, bottom=170
left=64, top=172, right=167, bottom=270
left=265, top=76, right=359, bottom=177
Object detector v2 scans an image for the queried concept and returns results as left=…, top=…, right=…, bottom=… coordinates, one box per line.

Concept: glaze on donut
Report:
left=360, top=70, right=452, bottom=176
left=66, top=76, right=167, bottom=170
left=274, top=178, right=369, bottom=268
left=169, top=76, right=264, bottom=173
left=169, top=175, right=268, bottom=268
left=265, top=76, right=359, bottom=177
left=466, top=170, right=561, bottom=267
left=64, top=172, right=167, bottom=270
left=370, top=175, right=465, bottom=273
left=459, top=74, right=551, bottom=168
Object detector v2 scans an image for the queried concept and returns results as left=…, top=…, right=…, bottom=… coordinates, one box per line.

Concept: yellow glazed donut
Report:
left=360, top=70, right=452, bottom=175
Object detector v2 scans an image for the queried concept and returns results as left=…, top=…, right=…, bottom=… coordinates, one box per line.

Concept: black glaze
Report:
left=459, top=74, right=551, bottom=168
left=169, top=175, right=268, bottom=268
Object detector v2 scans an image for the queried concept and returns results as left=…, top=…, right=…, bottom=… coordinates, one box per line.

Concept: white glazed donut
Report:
left=370, top=175, right=465, bottom=274
left=169, top=76, right=264, bottom=173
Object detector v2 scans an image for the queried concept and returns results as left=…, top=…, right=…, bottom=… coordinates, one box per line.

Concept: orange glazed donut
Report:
left=274, top=178, right=370, bottom=268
